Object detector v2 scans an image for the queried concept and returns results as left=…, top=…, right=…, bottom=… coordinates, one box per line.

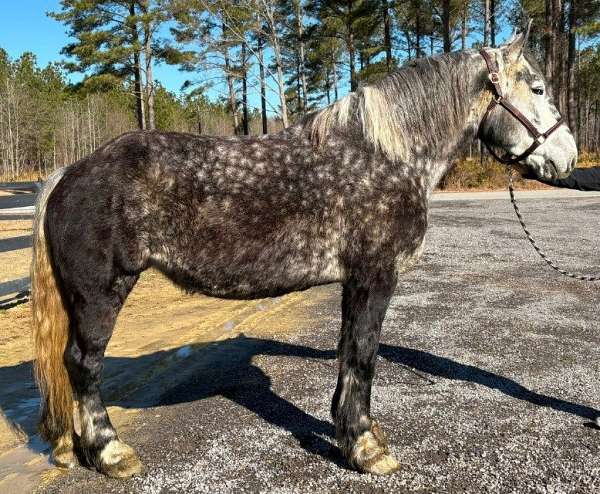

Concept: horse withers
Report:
left=31, top=25, right=576, bottom=478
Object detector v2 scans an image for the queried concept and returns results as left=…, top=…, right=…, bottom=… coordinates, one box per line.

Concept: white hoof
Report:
left=351, top=422, right=400, bottom=475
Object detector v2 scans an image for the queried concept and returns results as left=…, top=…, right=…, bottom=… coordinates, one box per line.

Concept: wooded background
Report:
left=0, top=0, right=599, bottom=182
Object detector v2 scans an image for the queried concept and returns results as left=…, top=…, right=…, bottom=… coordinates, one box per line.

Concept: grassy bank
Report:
left=439, top=153, right=600, bottom=191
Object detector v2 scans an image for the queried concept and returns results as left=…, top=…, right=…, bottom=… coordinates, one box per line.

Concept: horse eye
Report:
left=532, top=87, right=544, bottom=95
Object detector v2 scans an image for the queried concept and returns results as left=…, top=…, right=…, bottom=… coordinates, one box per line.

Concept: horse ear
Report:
left=505, top=20, right=533, bottom=62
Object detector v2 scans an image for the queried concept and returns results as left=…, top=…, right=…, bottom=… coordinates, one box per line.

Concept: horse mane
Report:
left=305, top=51, right=484, bottom=162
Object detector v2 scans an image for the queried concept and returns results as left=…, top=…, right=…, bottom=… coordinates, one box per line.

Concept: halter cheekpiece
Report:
left=477, top=49, right=564, bottom=165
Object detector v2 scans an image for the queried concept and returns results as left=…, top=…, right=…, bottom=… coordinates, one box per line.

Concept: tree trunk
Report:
left=258, top=35, right=268, bottom=134
left=129, top=1, right=146, bottom=130
left=414, top=0, right=422, bottom=57
left=347, top=0, right=357, bottom=91
left=241, top=41, right=249, bottom=136
left=296, top=55, right=302, bottom=112
left=196, top=99, right=202, bottom=135
left=483, top=0, right=491, bottom=47
left=490, top=0, right=496, bottom=47
left=461, top=2, right=468, bottom=51
left=294, top=0, right=308, bottom=112
left=383, top=0, right=393, bottom=70
left=325, top=67, right=331, bottom=105
left=140, top=1, right=155, bottom=130
left=583, top=96, right=589, bottom=150
left=567, top=0, right=577, bottom=144
left=551, top=0, right=565, bottom=113
left=544, top=0, right=554, bottom=80
left=272, top=39, right=289, bottom=127
left=222, top=23, right=240, bottom=133
left=264, top=6, right=289, bottom=127
left=442, top=0, right=451, bottom=52
left=144, top=42, right=155, bottom=130
left=332, top=57, right=339, bottom=101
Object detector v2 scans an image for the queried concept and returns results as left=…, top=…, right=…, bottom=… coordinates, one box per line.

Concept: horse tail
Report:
left=31, top=167, right=73, bottom=443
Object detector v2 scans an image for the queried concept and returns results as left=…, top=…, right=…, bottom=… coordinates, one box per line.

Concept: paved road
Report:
left=0, top=182, right=39, bottom=219
left=38, top=193, right=600, bottom=493
left=0, top=183, right=36, bottom=306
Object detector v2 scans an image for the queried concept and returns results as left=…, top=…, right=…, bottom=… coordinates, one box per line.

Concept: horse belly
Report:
left=150, top=238, right=343, bottom=300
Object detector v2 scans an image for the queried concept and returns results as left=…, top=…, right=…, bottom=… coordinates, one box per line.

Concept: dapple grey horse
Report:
left=31, top=26, right=576, bottom=478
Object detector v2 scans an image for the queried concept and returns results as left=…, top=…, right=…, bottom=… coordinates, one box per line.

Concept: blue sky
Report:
left=0, top=0, right=190, bottom=93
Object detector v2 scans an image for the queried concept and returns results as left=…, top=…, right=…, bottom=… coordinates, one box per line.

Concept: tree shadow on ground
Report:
left=1, top=334, right=598, bottom=463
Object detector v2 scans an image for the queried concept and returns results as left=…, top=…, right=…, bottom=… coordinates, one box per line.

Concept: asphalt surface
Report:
left=31, top=193, right=600, bottom=493
left=0, top=182, right=38, bottom=219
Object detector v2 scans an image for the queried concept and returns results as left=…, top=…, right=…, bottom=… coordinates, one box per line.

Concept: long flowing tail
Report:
left=31, top=168, right=72, bottom=442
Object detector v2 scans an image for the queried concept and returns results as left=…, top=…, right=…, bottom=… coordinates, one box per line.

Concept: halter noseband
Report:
left=477, top=49, right=564, bottom=165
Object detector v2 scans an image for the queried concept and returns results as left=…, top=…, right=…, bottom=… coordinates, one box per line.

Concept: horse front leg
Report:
left=332, top=269, right=399, bottom=475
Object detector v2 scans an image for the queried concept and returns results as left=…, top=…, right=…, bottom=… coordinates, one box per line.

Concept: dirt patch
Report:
left=1, top=267, right=333, bottom=449
left=0, top=219, right=32, bottom=286
left=0, top=219, right=31, bottom=240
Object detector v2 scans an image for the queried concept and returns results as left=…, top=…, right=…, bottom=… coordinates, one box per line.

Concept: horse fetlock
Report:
left=51, top=433, right=77, bottom=469
left=97, top=439, right=144, bottom=478
left=349, top=421, right=400, bottom=476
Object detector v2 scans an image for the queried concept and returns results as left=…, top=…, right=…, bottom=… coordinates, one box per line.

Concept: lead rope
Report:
left=508, top=171, right=600, bottom=282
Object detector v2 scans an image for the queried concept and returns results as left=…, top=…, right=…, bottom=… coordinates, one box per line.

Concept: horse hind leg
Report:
left=65, top=273, right=143, bottom=478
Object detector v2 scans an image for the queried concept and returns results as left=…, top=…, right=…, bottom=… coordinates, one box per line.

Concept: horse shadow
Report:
left=1, top=334, right=598, bottom=464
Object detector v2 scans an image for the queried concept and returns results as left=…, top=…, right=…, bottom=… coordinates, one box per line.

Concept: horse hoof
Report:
left=362, top=453, right=400, bottom=475
left=99, top=440, right=144, bottom=478
left=52, top=435, right=77, bottom=469
left=351, top=421, right=400, bottom=476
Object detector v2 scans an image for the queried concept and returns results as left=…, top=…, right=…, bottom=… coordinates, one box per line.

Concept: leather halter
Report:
left=477, top=49, right=564, bottom=165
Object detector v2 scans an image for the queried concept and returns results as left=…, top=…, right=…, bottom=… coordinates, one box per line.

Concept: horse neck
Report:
left=391, top=57, right=489, bottom=195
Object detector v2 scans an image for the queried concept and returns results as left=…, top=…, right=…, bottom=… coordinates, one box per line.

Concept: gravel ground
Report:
left=44, top=194, right=600, bottom=493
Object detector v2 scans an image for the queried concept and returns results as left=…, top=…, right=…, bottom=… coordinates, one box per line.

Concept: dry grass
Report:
left=0, top=169, right=43, bottom=183
left=440, top=152, right=600, bottom=191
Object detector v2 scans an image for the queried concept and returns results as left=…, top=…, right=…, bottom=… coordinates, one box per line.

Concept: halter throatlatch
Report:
left=477, top=49, right=564, bottom=165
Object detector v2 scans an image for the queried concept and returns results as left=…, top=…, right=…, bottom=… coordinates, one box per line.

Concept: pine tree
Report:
left=309, top=0, right=382, bottom=91
left=49, top=0, right=169, bottom=130
left=304, top=22, right=344, bottom=105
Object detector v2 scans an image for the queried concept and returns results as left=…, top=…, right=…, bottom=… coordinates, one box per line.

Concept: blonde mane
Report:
left=308, top=87, right=407, bottom=162
left=306, top=51, right=482, bottom=163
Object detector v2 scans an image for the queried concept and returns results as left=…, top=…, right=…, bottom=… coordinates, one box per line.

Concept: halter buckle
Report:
left=536, top=135, right=546, bottom=144
left=489, top=72, right=500, bottom=84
